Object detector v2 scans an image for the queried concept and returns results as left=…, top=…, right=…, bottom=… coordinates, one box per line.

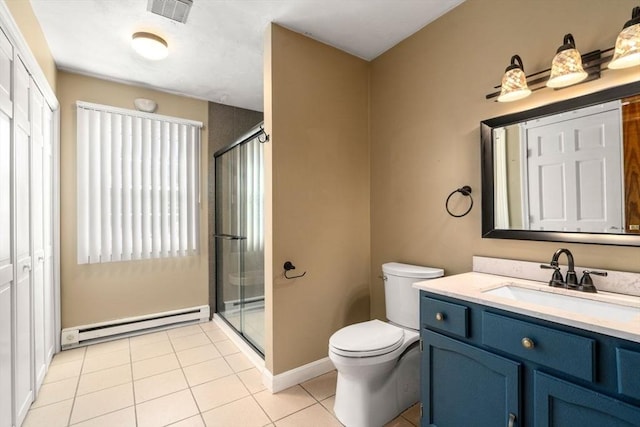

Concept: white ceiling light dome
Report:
left=131, top=32, right=168, bottom=60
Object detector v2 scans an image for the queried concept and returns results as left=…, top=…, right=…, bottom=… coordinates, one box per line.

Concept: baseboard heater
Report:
left=61, top=305, right=210, bottom=349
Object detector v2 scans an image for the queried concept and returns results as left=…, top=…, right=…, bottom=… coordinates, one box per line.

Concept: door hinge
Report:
left=420, top=403, right=423, bottom=419
left=420, top=338, right=423, bottom=352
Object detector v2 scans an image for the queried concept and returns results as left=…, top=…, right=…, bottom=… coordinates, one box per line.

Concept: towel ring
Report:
left=445, top=186, right=473, bottom=218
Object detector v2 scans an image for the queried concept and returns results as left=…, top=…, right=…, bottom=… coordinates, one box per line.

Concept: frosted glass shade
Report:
left=547, top=47, right=588, bottom=88
left=131, top=32, right=168, bottom=60
left=609, top=22, right=640, bottom=69
left=498, top=67, right=531, bottom=102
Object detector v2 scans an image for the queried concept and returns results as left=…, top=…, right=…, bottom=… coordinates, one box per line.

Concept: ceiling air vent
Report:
left=147, top=0, right=193, bottom=24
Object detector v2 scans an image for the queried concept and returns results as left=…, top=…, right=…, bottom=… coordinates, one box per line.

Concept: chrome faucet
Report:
left=540, top=248, right=578, bottom=289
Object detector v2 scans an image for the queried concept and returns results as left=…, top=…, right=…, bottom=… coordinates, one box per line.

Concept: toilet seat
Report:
left=329, top=320, right=405, bottom=358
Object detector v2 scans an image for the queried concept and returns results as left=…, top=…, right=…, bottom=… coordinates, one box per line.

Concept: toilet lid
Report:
left=329, top=320, right=404, bottom=357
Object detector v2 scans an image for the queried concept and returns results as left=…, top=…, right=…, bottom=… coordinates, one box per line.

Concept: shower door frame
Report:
left=213, top=124, right=266, bottom=356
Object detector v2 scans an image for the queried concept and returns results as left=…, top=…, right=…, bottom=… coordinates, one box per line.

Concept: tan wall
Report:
left=369, top=0, right=640, bottom=320
left=58, top=71, right=209, bottom=327
left=264, top=24, right=370, bottom=374
left=5, top=0, right=56, bottom=91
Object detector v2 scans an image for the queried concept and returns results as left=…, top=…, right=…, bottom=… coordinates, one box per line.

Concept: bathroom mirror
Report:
left=481, top=81, right=640, bottom=246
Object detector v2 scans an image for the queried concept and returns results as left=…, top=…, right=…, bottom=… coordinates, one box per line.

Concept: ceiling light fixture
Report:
left=131, top=32, right=168, bottom=60
left=608, top=6, right=640, bottom=70
left=547, top=33, right=588, bottom=88
left=497, top=55, right=532, bottom=102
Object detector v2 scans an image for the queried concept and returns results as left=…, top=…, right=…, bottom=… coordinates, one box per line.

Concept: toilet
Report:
left=328, top=262, right=443, bottom=427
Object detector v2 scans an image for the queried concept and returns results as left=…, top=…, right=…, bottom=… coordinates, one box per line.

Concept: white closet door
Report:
left=31, top=83, right=47, bottom=389
left=14, top=57, right=33, bottom=426
left=43, top=104, right=55, bottom=363
left=0, top=27, right=13, bottom=427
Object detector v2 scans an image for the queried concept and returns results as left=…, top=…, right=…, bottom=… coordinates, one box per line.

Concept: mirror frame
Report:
left=481, top=80, right=640, bottom=247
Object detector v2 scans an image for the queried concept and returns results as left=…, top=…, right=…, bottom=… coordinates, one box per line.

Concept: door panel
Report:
left=14, top=59, right=32, bottom=425
left=0, top=282, right=12, bottom=427
left=0, top=112, right=10, bottom=277
left=0, top=28, right=12, bottom=427
left=525, top=105, right=623, bottom=232
left=43, top=105, right=55, bottom=361
left=31, top=85, right=47, bottom=388
left=0, top=28, right=11, bottom=115
left=15, top=263, right=32, bottom=424
left=215, top=134, right=265, bottom=354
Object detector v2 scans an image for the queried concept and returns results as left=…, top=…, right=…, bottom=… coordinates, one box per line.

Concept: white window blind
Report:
left=76, top=101, right=202, bottom=264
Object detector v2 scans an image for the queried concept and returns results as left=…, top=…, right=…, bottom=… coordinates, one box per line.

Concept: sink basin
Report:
left=483, top=283, right=640, bottom=322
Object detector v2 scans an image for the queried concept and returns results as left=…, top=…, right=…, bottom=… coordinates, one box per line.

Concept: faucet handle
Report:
left=578, top=270, right=606, bottom=293
left=540, top=264, right=564, bottom=287
left=585, top=270, right=608, bottom=277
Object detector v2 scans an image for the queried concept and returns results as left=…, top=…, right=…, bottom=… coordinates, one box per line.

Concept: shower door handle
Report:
left=213, top=233, right=247, bottom=240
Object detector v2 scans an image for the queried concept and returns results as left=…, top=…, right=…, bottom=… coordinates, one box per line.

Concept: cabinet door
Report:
left=534, top=371, right=640, bottom=427
left=422, top=330, right=521, bottom=427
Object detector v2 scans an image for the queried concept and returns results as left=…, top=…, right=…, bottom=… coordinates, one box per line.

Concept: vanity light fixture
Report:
left=608, top=6, right=640, bottom=69
left=485, top=9, right=637, bottom=102
left=547, top=33, right=588, bottom=88
left=131, top=32, right=168, bottom=60
left=497, top=55, right=532, bottom=102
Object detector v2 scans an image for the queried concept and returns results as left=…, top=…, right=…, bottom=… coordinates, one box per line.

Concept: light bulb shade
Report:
left=132, top=32, right=168, bottom=60
left=547, top=34, right=587, bottom=88
left=608, top=7, right=640, bottom=69
left=497, top=55, right=531, bottom=102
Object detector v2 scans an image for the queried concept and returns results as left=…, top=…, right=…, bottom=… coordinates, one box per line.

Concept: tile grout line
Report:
left=65, top=346, right=86, bottom=427
left=66, top=339, right=137, bottom=426
left=126, top=336, right=140, bottom=427
left=173, top=323, right=209, bottom=426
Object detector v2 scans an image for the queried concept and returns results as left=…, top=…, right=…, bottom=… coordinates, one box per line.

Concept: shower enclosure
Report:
left=214, top=124, right=265, bottom=354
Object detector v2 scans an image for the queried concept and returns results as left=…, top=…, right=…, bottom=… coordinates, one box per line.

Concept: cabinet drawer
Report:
left=482, top=312, right=595, bottom=382
left=616, top=348, right=640, bottom=400
left=421, top=296, right=468, bottom=338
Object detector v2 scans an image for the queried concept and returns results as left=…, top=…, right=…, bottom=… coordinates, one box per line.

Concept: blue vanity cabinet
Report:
left=421, top=329, right=521, bottom=427
left=419, top=291, right=640, bottom=427
left=534, top=371, right=640, bottom=427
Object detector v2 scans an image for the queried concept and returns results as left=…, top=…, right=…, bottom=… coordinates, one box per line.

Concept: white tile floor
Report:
left=23, top=321, right=420, bottom=427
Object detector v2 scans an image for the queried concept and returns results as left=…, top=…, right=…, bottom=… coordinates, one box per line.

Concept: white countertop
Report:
left=413, top=272, right=640, bottom=344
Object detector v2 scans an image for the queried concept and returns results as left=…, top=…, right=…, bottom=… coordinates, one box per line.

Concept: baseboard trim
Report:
left=263, top=357, right=335, bottom=393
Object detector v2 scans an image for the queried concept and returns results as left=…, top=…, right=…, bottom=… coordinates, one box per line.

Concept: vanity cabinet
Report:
left=422, top=330, right=520, bottom=426
left=419, top=291, right=640, bottom=427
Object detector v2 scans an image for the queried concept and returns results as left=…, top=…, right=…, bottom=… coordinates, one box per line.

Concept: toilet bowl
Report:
left=329, top=320, right=420, bottom=427
left=328, top=262, right=443, bottom=427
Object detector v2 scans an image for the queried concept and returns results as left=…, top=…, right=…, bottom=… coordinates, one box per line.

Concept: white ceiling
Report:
left=30, top=0, right=465, bottom=112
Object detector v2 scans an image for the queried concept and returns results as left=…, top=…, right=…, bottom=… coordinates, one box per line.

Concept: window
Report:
left=76, top=101, right=202, bottom=264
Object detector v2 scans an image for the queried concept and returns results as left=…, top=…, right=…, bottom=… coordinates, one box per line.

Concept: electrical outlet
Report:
left=630, top=225, right=640, bottom=231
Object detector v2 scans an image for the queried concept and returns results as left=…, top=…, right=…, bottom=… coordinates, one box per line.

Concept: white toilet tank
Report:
left=382, top=262, right=444, bottom=330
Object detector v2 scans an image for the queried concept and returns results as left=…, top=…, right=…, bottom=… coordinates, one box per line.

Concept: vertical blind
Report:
left=76, top=101, right=202, bottom=264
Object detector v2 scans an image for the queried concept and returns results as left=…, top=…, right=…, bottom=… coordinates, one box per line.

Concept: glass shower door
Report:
left=215, top=129, right=264, bottom=354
